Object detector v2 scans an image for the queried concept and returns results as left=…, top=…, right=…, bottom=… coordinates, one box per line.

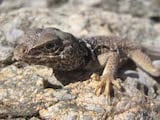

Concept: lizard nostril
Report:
left=22, top=49, right=26, bottom=53
left=21, top=48, right=28, bottom=54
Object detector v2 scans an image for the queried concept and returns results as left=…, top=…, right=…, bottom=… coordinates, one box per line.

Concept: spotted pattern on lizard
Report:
left=13, top=27, right=160, bottom=99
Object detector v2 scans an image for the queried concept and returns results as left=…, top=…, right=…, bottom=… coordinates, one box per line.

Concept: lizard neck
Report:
left=79, top=38, right=97, bottom=63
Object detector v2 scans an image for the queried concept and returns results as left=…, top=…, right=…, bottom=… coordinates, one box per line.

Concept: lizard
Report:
left=13, top=27, right=160, bottom=100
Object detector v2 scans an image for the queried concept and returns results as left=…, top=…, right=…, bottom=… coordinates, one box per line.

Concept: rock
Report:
left=0, top=65, right=57, bottom=118
left=59, top=0, right=160, bottom=18
left=69, top=0, right=101, bottom=7
left=101, top=0, right=160, bottom=18
left=153, top=60, right=160, bottom=69
left=0, top=63, right=159, bottom=119
left=38, top=77, right=160, bottom=119
left=1, top=0, right=160, bottom=18
left=0, top=0, right=46, bottom=13
left=0, top=0, right=68, bottom=13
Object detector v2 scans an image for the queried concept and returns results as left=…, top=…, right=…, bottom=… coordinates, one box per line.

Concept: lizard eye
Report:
left=44, top=40, right=62, bottom=51
left=45, top=42, right=54, bottom=49
left=44, top=42, right=59, bottom=52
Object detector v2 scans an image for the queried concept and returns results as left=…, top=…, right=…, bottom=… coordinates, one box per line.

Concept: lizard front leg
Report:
left=93, top=51, right=121, bottom=100
left=128, top=49, right=160, bottom=77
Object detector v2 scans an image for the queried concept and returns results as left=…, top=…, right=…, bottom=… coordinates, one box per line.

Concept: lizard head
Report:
left=13, top=28, right=65, bottom=61
left=12, top=27, right=82, bottom=68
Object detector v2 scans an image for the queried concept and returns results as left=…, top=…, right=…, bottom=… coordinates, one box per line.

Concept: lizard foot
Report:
left=91, top=73, right=121, bottom=101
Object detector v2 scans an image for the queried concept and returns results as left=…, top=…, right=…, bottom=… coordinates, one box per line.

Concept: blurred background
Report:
left=1, top=0, right=160, bottom=18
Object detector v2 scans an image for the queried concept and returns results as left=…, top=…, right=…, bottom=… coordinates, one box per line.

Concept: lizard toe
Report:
left=91, top=73, right=121, bottom=99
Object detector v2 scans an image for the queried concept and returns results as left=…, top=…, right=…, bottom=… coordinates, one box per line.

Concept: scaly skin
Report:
left=13, top=28, right=88, bottom=71
left=13, top=27, right=160, bottom=99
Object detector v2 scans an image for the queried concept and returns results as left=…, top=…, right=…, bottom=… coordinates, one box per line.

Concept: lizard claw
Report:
left=91, top=73, right=121, bottom=101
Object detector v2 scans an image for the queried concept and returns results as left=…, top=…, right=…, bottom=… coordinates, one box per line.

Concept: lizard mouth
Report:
left=28, top=47, right=63, bottom=56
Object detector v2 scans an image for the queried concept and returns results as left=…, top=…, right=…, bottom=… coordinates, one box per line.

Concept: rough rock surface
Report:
left=101, top=0, right=160, bottom=18
left=1, top=0, right=160, bottom=18
left=0, top=65, right=57, bottom=118
left=67, top=0, right=160, bottom=18
left=0, top=1, right=160, bottom=120
left=0, top=64, right=160, bottom=119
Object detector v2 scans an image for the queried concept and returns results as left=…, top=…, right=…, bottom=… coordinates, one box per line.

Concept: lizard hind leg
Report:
left=91, top=52, right=121, bottom=101
left=128, top=49, right=160, bottom=77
